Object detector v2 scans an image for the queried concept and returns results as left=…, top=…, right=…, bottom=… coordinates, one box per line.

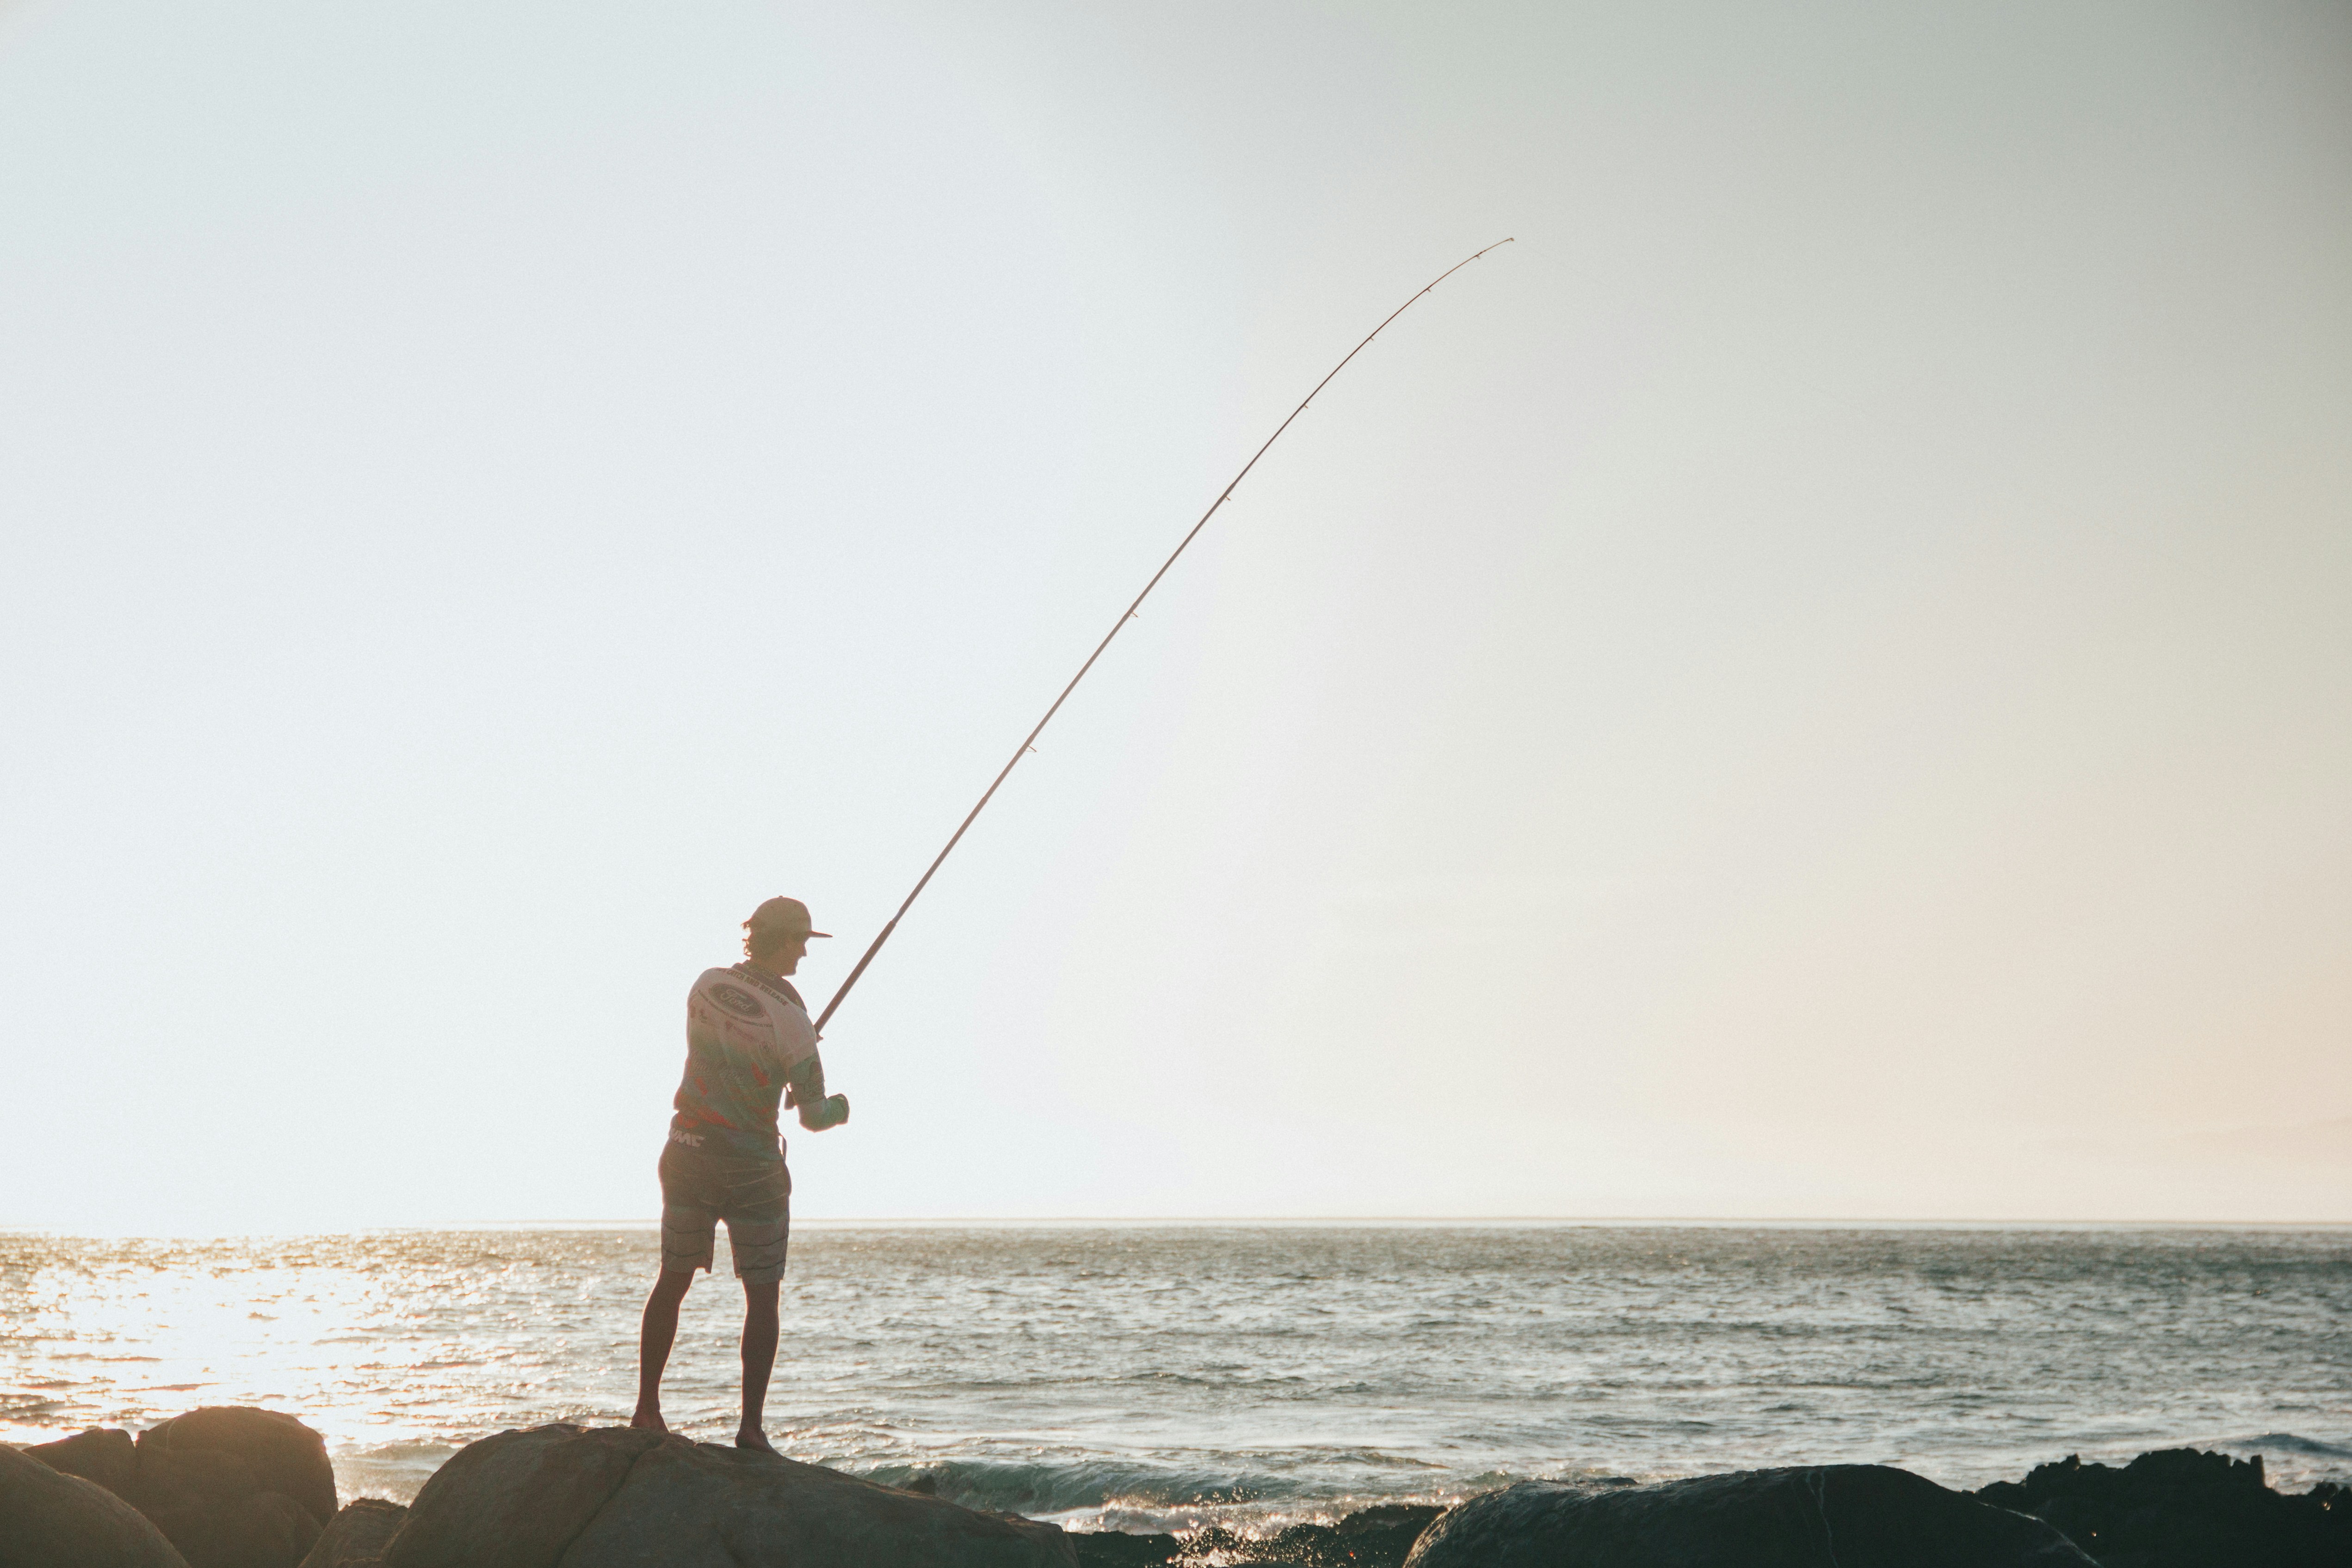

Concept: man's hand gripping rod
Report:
left=812, top=239, right=1515, bottom=1040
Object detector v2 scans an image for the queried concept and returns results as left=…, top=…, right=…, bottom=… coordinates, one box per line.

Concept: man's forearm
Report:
left=787, top=1056, right=848, bottom=1131
left=786, top=1054, right=826, bottom=1107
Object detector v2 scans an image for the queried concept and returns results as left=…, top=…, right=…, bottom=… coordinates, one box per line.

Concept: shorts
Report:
left=657, top=1132, right=791, bottom=1283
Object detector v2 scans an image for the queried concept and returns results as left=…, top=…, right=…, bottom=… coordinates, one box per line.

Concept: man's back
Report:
left=670, top=963, right=817, bottom=1155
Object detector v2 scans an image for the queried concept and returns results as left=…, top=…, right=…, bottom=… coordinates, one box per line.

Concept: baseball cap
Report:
left=746, top=895, right=832, bottom=939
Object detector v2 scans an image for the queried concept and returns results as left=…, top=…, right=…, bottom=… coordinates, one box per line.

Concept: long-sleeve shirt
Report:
left=668, top=962, right=822, bottom=1158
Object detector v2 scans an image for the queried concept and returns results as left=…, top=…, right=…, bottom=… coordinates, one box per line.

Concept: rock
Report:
left=1339, top=1503, right=1445, bottom=1538
left=1402, top=1465, right=2097, bottom=1568
left=134, top=1469, right=322, bottom=1568
left=377, top=1423, right=1077, bottom=1568
left=25, top=1426, right=140, bottom=1496
left=1070, top=1529, right=1181, bottom=1567
left=378, top=1426, right=661, bottom=1568
left=298, top=1500, right=409, bottom=1568
left=17, top=1407, right=336, bottom=1568
left=0, top=1440, right=191, bottom=1568
left=1335, top=1502, right=1445, bottom=1562
left=127, top=1409, right=332, bottom=1568
left=565, top=1436, right=1080, bottom=1567
left=1973, top=1447, right=2352, bottom=1567
left=137, top=1408, right=340, bottom=1532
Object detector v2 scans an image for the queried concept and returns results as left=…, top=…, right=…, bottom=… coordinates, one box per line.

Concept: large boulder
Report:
left=1403, top=1465, right=2096, bottom=1568
left=25, top=1426, right=141, bottom=1495
left=377, top=1424, right=1077, bottom=1568
left=378, top=1426, right=660, bottom=1568
left=19, top=1408, right=334, bottom=1568
left=1974, top=1448, right=2352, bottom=1567
left=0, top=1440, right=190, bottom=1568
left=299, top=1500, right=410, bottom=1568
left=136, top=1408, right=340, bottom=1531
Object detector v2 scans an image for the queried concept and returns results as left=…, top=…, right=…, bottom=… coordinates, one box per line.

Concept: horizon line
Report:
left=7, top=1213, right=2351, bottom=1235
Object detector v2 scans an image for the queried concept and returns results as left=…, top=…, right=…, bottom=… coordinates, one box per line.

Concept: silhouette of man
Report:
left=632, top=896, right=849, bottom=1452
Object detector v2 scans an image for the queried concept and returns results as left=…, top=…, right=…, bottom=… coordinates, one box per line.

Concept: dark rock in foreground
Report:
left=298, top=1499, right=408, bottom=1568
left=15, top=1405, right=2352, bottom=1568
left=0, top=1439, right=188, bottom=1568
left=377, top=1423, right=1077, bottom=1568
left=139, top=1408, right=341, bottom=1534
left=27, top=1425, right=140, bottom=1498
left=1400, top=1465, right=2094, bottom=1568
left=1974, top=1448, right=2352, bottom=1568
left=1049, top=1449, right=2352, bottom=1568
left=1070, top=1529, right=1185, bottom=1567
left=130, top=1408, right=336, bottom=1568
left=12, top=1414, right=1074, bottom=1568
left=25, top=1407, right=331, bottom=1568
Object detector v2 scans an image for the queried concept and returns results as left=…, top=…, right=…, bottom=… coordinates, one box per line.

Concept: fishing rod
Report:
left=813, top=237, right=1515, bottom=1038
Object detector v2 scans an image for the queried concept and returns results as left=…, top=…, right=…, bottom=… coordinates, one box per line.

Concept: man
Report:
left=632, top=895, right=850, bottom=1453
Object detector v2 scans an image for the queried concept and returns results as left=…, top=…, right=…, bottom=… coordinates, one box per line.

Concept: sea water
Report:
left=3, top=1223, right=2347, bottom=1535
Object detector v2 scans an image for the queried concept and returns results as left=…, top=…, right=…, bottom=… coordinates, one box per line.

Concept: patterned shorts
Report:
left=657, top=1133, right=791, bottom=1283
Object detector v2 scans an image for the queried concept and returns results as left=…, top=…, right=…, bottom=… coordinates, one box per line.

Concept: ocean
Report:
left=4, top=1223, right=2347, bottom=1535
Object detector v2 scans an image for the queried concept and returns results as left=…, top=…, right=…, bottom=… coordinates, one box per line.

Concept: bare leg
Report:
left=736, top=1279, right=781, bottom=1452
left=633, top=1268, right=696, bottom=1433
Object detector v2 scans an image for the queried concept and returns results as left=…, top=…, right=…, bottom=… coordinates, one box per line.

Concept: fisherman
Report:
left=632, top=896, right=850, bottom=1453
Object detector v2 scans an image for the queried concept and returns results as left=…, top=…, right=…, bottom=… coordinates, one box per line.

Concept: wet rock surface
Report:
left=1973, top=1448, right=2352, bottom=1568
left=1070, top=1529, right=1186, bottom=1567
left=1070, top=1504, right=1445, bottom=1568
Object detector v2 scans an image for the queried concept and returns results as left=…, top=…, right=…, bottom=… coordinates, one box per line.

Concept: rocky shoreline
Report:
left=5, top=1406, right=2347, bottom=1568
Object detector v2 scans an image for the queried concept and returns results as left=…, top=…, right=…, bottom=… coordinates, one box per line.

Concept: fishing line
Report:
left=815, top=238, right=1516, bottom=1037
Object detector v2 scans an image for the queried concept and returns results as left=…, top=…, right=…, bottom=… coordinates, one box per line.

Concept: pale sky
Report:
left=2, top=0, right=2346, bottom=1230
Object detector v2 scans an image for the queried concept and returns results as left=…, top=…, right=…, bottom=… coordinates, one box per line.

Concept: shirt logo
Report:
left=707, top=983, right=765, bottom=1019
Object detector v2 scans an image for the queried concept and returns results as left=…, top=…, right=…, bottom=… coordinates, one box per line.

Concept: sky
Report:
left=1, top=0, right=2346, bottom=1230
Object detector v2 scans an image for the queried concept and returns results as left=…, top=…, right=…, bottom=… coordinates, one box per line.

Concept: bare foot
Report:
left=735, top=1426, right=778, bottom=1455
left=630, top=1408, right=668, bottom=1435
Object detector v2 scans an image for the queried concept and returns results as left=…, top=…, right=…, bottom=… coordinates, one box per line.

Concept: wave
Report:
left=330, top=1441, right=464, bottom=1503
left=836, top=1454, right=1494, bottom=1531
left=836, top=1453, right=1639, bottom=1532
left=848, top=1457, right=1315, bottom=1518
left=2229, top=1433, right=2352, bottom=1459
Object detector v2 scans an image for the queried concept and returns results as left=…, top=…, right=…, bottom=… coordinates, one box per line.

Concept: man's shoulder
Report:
left=691, top=967, right=778, bottom=1022
left=699, top=963, right=808, bottom=1018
